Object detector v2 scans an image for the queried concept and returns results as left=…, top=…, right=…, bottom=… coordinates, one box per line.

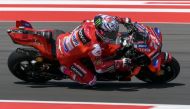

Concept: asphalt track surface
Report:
left=0, top=22, right=190, bottom=105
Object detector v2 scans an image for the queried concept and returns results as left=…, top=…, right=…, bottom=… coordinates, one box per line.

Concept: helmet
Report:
left=94, top=15, right=119, bottom=43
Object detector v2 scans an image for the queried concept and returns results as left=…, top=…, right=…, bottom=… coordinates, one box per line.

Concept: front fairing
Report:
left=132, top=23, right=163, bottom=73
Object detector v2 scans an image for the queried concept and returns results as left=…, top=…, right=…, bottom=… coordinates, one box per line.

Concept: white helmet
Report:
left=94, top=14, right=119, bottom=43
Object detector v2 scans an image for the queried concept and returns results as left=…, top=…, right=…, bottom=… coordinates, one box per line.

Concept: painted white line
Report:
left=153, top=105, right=190, bottom=109
left=0, top=20, right=190, bottom=25
left=0, top=1, right=190, bottom=6
left=1, top=7, right=190, bottom=12
left=0, top=1, right=147, bottom=5
left=0, top=100, right=155, bottom=106
left=0, top=100, right=190, bottom=109
left=1, top=20, right=190, bottom=24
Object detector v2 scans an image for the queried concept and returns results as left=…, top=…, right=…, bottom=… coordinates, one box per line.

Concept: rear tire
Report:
left=8, top=48, right=52, bottom=83
left=136, top=57, right=180, bottom=84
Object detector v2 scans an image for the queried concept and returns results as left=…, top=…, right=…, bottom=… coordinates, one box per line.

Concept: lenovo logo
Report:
left=78, top=29, right=90, bottom=45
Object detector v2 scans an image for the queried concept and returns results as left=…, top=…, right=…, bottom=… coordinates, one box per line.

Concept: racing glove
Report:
left=114, top=58, right=131, bottom=69
left=114, top=16, right=131, bottom=24
left=123, top=17, right=132, bottom=27
left=115, top=16, right=134, bottom=34
left=121, top=35, right=133, bottom=48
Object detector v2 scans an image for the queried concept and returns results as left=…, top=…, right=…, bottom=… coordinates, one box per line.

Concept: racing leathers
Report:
left=56, top=15, right=132, bottom=86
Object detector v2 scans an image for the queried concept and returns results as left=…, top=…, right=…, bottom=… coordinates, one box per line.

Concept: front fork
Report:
left=120, top=52, right=172, bottom=80
left=161, top=52, right=172, bottom=63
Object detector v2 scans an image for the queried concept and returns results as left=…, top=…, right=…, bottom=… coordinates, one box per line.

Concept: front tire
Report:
left=136, top=57, right=180, bottom=84
left=8, top=48, right=52, bottom=83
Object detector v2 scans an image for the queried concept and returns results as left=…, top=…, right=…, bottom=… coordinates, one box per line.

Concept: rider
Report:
left=56, top=14, right=134, bottom=86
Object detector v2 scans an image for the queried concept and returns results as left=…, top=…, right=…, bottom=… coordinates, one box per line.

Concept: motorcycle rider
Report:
left=56, top=14, right=134, bottom=86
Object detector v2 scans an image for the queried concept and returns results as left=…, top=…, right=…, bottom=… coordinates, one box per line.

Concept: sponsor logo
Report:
left=63, top=40, right=69, bottom=52
left=137, top=44, right=148, bottom=48
left=134, top=44, right=150, bottom=52
left=92, top=44, right=102, bottom=56
left=95, top=18, right=102, bottom=26
left=71, top=32, right=79, bottom=46
left=78, top=29, right=90, bottom=45
left=138, top=48, right=150, bottom=53
left=70, top=65, right=84, bottom=77
left=63, top=37, right=74, bottom=52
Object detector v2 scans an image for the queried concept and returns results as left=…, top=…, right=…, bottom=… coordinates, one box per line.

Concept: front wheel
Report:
left=136, top=57, right=180, bottom=84
left=8, top=48, right=52, bottom=83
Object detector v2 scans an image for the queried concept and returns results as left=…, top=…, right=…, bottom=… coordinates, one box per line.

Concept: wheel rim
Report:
left=13, top=60, right=34, bottom=81
left=160, top=64, right=176, bottom=82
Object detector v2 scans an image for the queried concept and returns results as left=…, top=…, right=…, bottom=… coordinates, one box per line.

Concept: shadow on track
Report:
left=14, top=81, right=185, bottom=92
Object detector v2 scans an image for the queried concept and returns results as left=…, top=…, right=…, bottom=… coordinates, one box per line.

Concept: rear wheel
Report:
left=8, top=48, right=52, bottom=83
left=136, top=57, right=180, bottom=84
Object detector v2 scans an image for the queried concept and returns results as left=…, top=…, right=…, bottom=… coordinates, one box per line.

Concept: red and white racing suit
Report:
left=56, top=16, right=131, bottom=86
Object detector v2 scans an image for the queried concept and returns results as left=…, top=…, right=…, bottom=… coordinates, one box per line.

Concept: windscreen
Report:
left=133, top=23, right=149, bottom=42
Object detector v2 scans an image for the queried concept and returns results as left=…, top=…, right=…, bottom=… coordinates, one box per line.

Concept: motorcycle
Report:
left=7, top=20, right=180, bottom=84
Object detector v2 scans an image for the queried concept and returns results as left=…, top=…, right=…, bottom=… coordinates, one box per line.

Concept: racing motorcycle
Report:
left=7, top=20, right=180, bottom=84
